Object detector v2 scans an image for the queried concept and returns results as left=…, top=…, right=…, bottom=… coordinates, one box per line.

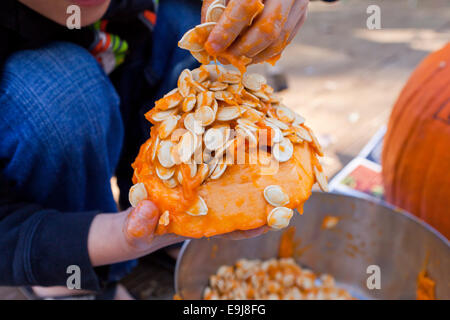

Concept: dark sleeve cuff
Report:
left=14, top=210, right=102, bottom=291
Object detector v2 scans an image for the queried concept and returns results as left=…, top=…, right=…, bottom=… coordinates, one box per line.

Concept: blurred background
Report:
left=249, top=0, right=450, bottom=181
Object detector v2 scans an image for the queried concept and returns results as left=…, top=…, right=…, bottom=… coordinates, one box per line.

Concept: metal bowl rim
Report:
left=174, top=191, right=450, bottom=295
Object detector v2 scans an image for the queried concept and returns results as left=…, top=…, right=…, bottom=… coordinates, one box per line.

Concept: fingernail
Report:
left=205, top=41, right=222, bottom=55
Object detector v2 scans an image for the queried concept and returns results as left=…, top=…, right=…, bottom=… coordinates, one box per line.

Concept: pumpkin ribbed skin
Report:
left=382, top=43, right=450, bottom=239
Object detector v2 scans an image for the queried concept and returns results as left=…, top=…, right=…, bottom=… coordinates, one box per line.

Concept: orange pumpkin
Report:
left=382, top=43, right=450, bottom=239
left=129, top=65, right=326, bottom=239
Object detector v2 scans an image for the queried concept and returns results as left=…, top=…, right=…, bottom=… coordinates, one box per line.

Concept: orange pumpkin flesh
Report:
left=132, top=135, right=315, bottom=238
left=382, top=43, right=450, bottom=239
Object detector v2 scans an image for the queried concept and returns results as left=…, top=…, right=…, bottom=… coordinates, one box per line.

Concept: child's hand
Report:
left=88, top=200, right=272, bottom=267
left=88, top=201, right=186, bottom=267
left=202, top=0, right=309, bottom=64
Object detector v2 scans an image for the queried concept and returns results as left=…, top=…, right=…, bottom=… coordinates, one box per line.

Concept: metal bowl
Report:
left=175, top=192, right=450, bottom=299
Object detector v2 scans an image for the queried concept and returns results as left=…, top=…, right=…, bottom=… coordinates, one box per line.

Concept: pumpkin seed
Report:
left=163, top=177, right=178, bottom=189
left=158, top=140, right=176, bottom=168
left=184, top=113, right=205, bottom=135
left=182, top=94, right=196, bottom=112
left=178, top=22, right=216, bottom=52
left=151, top=109, right=177, bottom=122
left=204, top=127, right=227, bottom=151
left=155, top=164, right=175, bottom=180
left=267, top=207, right=293, bottom=229
left=308, top=128, right=324, bottom=157
left=272, top=138, right=293, bottom=162
left=217, top=106, right=243, bottom=121
left=314, top=166, right=329, bottom=192
left=210, top=163, right=227, bottom=180
left=266, top=117, right=289, bottom=130
left=186, top=196, right=208, bottom=216
left=242, top=73, right=266, bottom=92
left=209, top=81, right=228, bottom=91
left=194, top=105, right=216, bottom=126
left=292, top=113, right=305, bottom=126
left=178, top=131, right=198, bottom=163
left=263, top=185, right=290, bottom=207
left=178, top=69, right=193, bottom=97
left=129, top=183, right=148, bottom=207
left=159, top=115, right=180, bottom=139
left=151, top=136, right=160, bottom=161
left=275, top=105, right=295, bottom=123
left=159, top=211, right=170, bottom=226
left=294, top=125, right=312, bottom=142
left=206, top=3, right=226, bottom=23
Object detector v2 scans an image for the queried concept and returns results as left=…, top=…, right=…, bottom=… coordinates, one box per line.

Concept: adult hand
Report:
left=202, top=0, right=309, bottom=64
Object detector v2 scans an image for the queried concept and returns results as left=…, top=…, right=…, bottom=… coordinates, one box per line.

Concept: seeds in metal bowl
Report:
left=264, top=185, right=290, bottom=207
left=267, top=207, right=293, bottom=229
left=129, top=183, right=148, bottom=207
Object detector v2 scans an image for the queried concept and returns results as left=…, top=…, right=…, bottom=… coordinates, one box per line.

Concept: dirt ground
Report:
left=1, top=0, right=449, bottom=300
left=251, top=0, right=450, bottom=179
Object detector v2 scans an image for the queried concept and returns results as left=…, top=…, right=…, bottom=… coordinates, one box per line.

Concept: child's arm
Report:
left=87, top=201, right=186, bottom=267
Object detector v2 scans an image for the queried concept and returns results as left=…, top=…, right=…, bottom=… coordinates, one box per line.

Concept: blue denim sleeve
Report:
left=0, top=199, right=102, bottom=291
